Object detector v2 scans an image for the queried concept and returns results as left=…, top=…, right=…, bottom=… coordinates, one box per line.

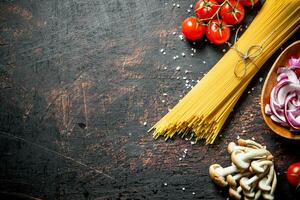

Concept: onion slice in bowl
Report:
left=265, top=56, right=300, bottom=132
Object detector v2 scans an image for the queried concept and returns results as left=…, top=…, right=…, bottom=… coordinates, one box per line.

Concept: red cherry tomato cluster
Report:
left=182, top=0, right=258, bottom=45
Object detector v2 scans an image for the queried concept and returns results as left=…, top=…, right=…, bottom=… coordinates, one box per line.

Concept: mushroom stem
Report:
left=216, top=165, right=237, bottom=177
left=251, top=159, right=273, bottom=173
left=262, top=170, right=277, bottom=200
left=254, top=189, right=261, bottom=200
left=258, top=165, right=274, bottom=192
left=209, top=164, right=239, bottom=187
left=229, top=186, right=243, bottom=200
left=231, top=149, right=271, bottom=169
left=226, top=172, right=251, bottom=188
left=240, top=167, right=269, bottom=192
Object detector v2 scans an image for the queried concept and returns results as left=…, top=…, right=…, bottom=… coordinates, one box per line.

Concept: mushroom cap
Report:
left=209, top=164, right=228, bottom=187
left=229, top=187, right=242, bottom=200
left=262, top=193, right=274, bottom=200
left=243, top=190, right=255, bottom=198
left=258, top=177, right=272, bottom=192
left=254, top=190, right=262, bottom=200
left=251, top=160, right=273, bottom=173
left=239, top=177, right=251, bottom=191
left=237, top=139, right=263, bottom=149
left=226, top=174, right=237, bottom=188
left=231, top=150, right=251, bottom=169
left=228, top=142, right=237, bottom=154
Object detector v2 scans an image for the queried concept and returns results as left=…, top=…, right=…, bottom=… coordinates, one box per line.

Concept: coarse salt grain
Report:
left=183, top=76, right=187, bottom=80
left=203, top=61, right=206, bottom=64
left=179, top=35, right=184, bottom=40
left=160, top=48, right=164, bottom=53
left=182, top=187, right=185, bottom=191
left=179, top=157, right=182, bottom=161
left=177, top=76, right=180, bottom=79
left=181, top=53, right=185, bottom=57
left=164, top=182, right=168, bottom=186
left=163, top=93, right=168, bottom=96
left=143, top=122, right=147, bottom=126
left=162, top=100, right=165, bottom=103
left=173, top=31, right=176, bottom=35
left=176, top=66, right=181, bottom=71
left=176, top=4, right=180, bottom=8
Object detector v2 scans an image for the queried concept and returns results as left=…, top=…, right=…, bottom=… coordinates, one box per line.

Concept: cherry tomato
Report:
left=239, top=0, right=259, bottom=7
left=181, top=17, right=206, bottom=41
left=206, top=19, right=230, bottom=45
left=194, top=0, right=219, bottom=22
left=220, top=0, right=245, bottom=25
left=287, top=162, right=300, bottom=187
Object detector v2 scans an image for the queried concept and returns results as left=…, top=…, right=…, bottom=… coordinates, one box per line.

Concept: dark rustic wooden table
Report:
left=0, top=0, right=299, bottom=199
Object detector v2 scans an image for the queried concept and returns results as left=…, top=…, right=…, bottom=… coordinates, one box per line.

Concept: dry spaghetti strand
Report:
left=150, top=0, right=300, bottom=144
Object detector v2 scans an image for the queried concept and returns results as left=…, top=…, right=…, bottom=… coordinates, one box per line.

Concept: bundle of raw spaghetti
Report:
left=150, top=0, right=300, bottom=144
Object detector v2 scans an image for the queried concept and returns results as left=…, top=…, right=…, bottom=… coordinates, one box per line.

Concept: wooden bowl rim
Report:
left=261, top=40, right=300, bottom=140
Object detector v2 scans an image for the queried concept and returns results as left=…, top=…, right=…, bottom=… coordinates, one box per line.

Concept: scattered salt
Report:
left=143, top=122, right=147, bottom=126
left=182, top=187, right=185, bottom=191
left=183, top=76, right=187, bottom=80
left=179, top=35, right=184, bottom=40
left=164, top=182, right=168, bottom=186
left=181, top=52, right=185, bottom=57
left=176, top=66, right=181, bottom=71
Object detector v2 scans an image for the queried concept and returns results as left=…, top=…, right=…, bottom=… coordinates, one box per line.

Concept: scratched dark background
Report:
left=0, top=0, right=299, bottom=199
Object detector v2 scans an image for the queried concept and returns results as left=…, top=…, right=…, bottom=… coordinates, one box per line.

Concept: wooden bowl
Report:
left=261, top=40, right=300, bottom=140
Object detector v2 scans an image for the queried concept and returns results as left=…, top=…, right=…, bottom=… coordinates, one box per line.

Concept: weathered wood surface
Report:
left=0, top=0, right=299, bottom=199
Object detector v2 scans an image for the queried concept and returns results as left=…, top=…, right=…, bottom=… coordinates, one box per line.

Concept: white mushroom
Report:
left=243, top=185, right=256, bottom=199
left=254, top=190, right=262, bottom=200
left=229, top=186, right=242, bottom=200
left=262, top=170, right=277, bottom=200
left=258, top=165, right=274, bottom=192
left=208, top=139, right=276, bottom=200
left=209, top=164, right=238, bottom=187
left=227, top=142, right=253, bottom=154
left=226, top=171, right=251, bottom=188
left=251, top=159, right=273, bottom=173
left=239, top=167, right=268, bottom=192
left=231, top=149, right=271, bottom=169
left=237, top=139, right=264, bottom=149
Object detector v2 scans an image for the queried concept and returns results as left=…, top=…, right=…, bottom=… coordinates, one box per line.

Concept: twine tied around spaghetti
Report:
left=229, top=26, right=263, bottom=78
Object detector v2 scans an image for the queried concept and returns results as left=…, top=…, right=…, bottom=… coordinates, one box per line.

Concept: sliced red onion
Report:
left=284, top=93, right=300, bottom=130
left=288, top=57, right=300, bottom=67
left=265, top=56, right=300, bottom=132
